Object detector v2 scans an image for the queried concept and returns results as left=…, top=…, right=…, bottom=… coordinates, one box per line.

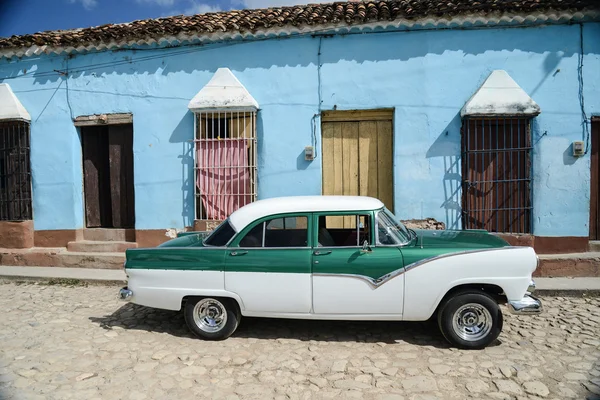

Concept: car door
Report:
left=225, top=214, right=313, bottom=314
left=311, top=212, right=405, bottom=316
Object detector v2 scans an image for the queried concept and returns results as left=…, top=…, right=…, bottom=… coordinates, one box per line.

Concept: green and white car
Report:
left=120, top=196, right=541, bottom=349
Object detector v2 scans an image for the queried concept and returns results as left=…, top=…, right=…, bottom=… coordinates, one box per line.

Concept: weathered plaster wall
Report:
left=0, top=22, right=598, bottom=237
left=319, top=23, right=600, bottom=236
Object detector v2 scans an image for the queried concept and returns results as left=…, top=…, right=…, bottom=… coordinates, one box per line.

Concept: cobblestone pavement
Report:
left=0, top=283, right=599, bottom=400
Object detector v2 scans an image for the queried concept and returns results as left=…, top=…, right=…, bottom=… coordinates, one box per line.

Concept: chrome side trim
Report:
left=315, top=247, right=532, bottom=289
left=404, top=246, right=530, bottom=272
left=314, top=268, right=406, bottom=289
left=508, top=294, right=542, bottom=314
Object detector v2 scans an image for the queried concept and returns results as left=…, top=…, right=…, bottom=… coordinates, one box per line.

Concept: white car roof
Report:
left=228, top=195, right=385, bottom=232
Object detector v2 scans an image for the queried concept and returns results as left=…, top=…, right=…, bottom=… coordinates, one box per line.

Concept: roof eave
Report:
left=1, top=9, right=598, bottom=59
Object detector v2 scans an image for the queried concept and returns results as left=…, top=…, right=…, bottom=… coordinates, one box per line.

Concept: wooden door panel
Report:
left=108, top=124, right=135, bottom=229
left=322, top=111, right=394, bottom=227
left=82, top=126, right=110, bottom=228
left=376, top=120, right=393, bottom=212
left=358, top=121, right=378, bottom=198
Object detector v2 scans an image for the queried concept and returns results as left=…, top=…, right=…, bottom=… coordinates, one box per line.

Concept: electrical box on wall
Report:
left=305, top=146, right=315, bottom=161
left=573, top=141, right=585, bottom=157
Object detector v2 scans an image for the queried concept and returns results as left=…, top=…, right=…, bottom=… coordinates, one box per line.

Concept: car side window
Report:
left=239, top=223, right=263, bottom=247
left=238, top=216, right=308, bottom=248
left=317, top=214, right=370, bottom=247
left=265, top=217, right=308, bottom=247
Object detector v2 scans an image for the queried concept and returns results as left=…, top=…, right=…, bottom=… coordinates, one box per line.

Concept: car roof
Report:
left=228, top=195, right=385, bottom=232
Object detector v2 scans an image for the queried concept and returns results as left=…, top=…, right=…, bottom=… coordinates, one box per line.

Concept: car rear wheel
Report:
left=184, top=297, right=241, bottom=340
left=437, top=290, right=503, bottom=349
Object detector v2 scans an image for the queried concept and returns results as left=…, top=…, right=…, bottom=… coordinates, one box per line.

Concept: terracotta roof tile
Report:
left=0, top=0, right=598, bottom=51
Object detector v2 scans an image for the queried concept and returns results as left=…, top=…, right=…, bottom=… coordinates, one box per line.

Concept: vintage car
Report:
left=119, top=196, right=541, bottom=349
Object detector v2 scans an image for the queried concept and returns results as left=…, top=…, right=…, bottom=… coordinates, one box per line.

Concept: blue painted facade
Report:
left=0, top=22, right=598, bottom=237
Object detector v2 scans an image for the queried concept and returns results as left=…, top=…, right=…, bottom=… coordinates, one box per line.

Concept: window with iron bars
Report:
left=0, top=120, right=32, bottom=221
left=194, top=111, right=257, bottom=221
left=461, top=117, right=532, bottom=234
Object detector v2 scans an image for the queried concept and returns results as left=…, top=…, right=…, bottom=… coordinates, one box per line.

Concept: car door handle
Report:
left=230, top=251, right=248, bottom=256
left=313, top=251, right=332, bottom=256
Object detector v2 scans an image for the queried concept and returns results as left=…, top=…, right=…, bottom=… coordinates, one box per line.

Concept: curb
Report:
left=534, top=289, right=600, bottom=297
left=0, top=275, right=126, bottom=286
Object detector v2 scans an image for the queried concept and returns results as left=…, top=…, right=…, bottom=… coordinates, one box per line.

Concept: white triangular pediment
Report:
left=461, top=70, right=540, bottom=117
left=188, top=68, right=259, bottom=112
left=0, top=83, right=31, bottom=121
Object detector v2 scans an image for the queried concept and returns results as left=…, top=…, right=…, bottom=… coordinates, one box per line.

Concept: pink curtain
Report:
left=196, top=138, right=252, bottom=220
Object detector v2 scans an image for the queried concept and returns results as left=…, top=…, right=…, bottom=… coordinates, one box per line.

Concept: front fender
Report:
left=402, top=246, right=537, bottom=321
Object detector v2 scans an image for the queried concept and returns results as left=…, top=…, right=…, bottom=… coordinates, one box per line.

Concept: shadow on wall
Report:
left=426, top=113, right=462, bottom=230
left=170, top=111, right=195, bottom=227
left=563, top=143, right=579, bottom=166
left=2, top=24, right=583, bottom=87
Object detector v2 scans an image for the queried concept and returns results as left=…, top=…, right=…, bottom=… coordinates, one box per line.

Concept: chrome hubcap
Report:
left=451, top=303, right=493, bottom=341
left=193, top=298, right=227, bottom=333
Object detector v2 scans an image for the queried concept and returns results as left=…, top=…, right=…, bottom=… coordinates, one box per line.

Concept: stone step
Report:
left=536, top=252, right=600, bottom=277
left=67, top=240, right=137, bottom=253
left=589, top=241, right=600, bottom=252
left=0, top=248, right=124, bottom=269
left=83, top=229, right=135, bottom=242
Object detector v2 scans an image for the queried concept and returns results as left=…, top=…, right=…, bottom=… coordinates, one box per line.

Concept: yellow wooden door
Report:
left=321, top=110, right=394, bottom=228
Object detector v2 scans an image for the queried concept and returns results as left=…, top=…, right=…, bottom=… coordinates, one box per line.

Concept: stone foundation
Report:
left=0, top=220, right=34, bottom=249
left=35, top=229, right=83, bottom=248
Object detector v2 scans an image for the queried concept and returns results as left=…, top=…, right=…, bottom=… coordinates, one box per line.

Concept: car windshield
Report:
left=377, top=208, right=411, bottom=245
left=203, top=219, right=236, bottom=246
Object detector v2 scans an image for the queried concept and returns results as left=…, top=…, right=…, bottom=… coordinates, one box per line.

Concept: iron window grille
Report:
left=461, top=117, right=532, bottom=234
left=0, top=120, right=32, bottom=221
left=193, top=111, right=257, bottom=221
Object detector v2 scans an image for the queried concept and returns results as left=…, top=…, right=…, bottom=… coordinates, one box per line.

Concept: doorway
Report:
left=81, top=124, right=135, bottom=228
left=590, top=118, right=600, bottom=240
left=461, top=118, right=532, bottom=233
left=321, top=109, right=394, bottom=221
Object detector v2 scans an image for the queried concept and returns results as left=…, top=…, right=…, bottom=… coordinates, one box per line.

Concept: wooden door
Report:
left=108, top=124, right=135, bottom=229
left=590, top=118, right=600, bottom=240
left=461, top=118, right=532, bottom=234
left=321, top=110, right=393, bottom=228
left=82, top=124, right=135, bottom=228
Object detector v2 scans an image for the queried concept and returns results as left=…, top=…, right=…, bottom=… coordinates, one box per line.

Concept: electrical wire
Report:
left=578, top=23, right=590, bottom=155
left=311, top=35, right=323, bottom=159
left=65, top=57, right=74, bottom=120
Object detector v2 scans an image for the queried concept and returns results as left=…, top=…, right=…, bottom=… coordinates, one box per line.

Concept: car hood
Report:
left=414, top=229, right=509, bottom=249
left=157, top=233, right=207, bottom=248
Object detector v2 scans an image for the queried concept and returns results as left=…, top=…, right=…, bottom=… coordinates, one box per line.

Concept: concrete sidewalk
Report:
left=0, top=266, right=126, bottom=285
left=0, top=265, right=599, bottom=295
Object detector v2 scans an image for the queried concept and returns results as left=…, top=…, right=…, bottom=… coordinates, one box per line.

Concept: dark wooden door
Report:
left=590, top=118, right=600, bottom=240
left=461, top=118, right=532, bottom=234
left=82, top=124, right=134, bottom=228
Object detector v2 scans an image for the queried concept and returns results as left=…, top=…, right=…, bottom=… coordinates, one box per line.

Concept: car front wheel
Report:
left=184, top=297, right=241, bottom=340
left=437, top=290, right=503, bottom=349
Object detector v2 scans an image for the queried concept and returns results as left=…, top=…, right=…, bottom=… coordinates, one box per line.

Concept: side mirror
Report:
left=361, top=240, right=372, bottom=253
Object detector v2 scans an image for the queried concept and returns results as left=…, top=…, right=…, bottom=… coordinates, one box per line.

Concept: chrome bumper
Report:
left=119, top=287, right=133, bottom=301
left=508, top=294, right=542, bottom=314
left=527, top=279, right=536, bottom=294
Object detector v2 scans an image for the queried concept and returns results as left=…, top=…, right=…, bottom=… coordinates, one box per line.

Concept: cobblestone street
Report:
left=0, top=282, right=599, bottom=400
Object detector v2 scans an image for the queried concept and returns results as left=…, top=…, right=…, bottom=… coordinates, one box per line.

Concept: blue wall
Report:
left=1, top=22, right=598, bottom=236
